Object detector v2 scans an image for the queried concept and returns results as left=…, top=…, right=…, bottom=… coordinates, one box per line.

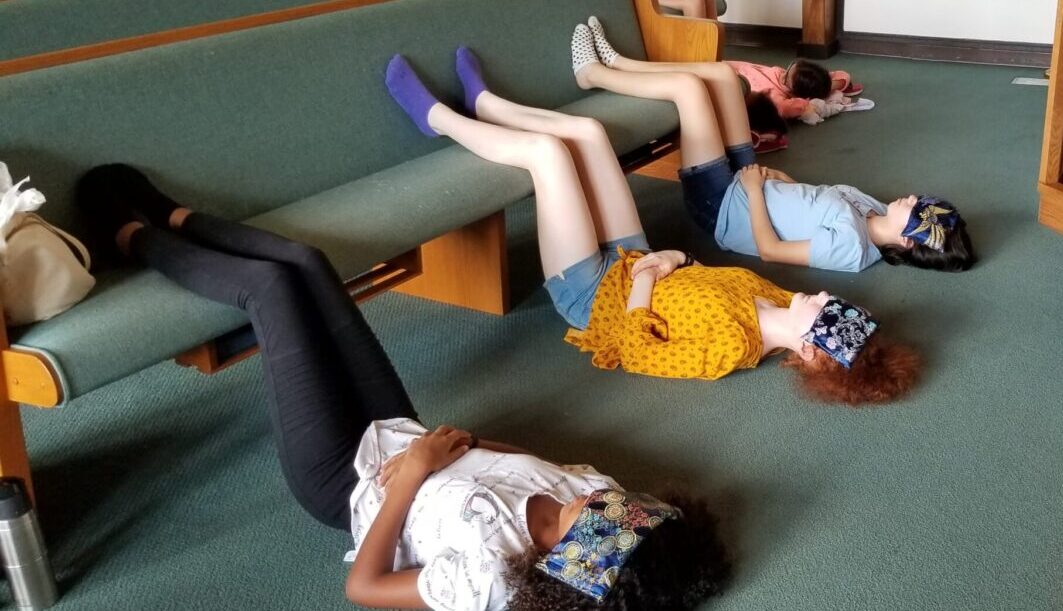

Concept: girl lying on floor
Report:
left=386, top=48, right=919, bottom=404
left=579, top=18, right=975, bottom=274
left=727, top=58, right=860, bottom=122
left=77, top=164, right=729, bottom=611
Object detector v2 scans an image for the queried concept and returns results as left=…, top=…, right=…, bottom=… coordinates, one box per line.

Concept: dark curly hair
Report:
left=879, top=220, right=976, bottom=272
left=789, top=59, right=832, bottom=99
left=504, top=492, right=730, bottom=610
left=783, top=335, right=921, bottom=406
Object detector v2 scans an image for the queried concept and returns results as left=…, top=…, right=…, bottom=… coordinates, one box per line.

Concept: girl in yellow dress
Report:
left=387, top=49, right=919, bottom=406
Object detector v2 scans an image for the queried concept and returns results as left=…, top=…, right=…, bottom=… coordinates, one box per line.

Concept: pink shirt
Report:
left=725, top=60, right=851, bottom=119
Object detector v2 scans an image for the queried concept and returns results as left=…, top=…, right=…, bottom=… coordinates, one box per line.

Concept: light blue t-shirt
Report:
left=714, top=178, right=889, bottom=272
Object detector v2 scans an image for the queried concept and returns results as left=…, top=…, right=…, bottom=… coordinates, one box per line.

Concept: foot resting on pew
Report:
left=77, top=163, right=180, bottom=228
left=455, top=47, right=488, bottom=117
left=571, top=24, right=599, bottom=89
left=76, top=164, right=148, bottom=257
left=385, top=55, right=443, bottom=137
left=587, top=17, right=620, bottom=67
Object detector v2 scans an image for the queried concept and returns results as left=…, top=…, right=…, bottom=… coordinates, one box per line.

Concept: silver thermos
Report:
left=0, top=478, right=57, bottom=610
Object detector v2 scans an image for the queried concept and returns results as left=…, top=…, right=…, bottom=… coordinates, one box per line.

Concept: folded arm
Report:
left=625, top=250, right=692, bottom=313
left=346, top=427, right=472, bottom=609
left=739, top=165, right=810, bottom=266
left=621, top=308, right=707, bottom=378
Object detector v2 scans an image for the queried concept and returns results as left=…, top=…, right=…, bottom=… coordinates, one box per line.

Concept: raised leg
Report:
left=473, top=92, right=644, bottom=245
left=578, top=64, right=725, bottom=169
left=427, top=104, right=598, bottom=278
left=172, top=211, right=416, bottom=416
left=614, top=61, right=750, bottom=147
left=127, top=225, right=414, bottom=529
left=589, top=17, right=751, bottom=148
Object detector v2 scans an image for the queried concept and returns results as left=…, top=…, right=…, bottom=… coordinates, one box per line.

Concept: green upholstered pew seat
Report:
left=1, top=0, right=693, bottom=405
left=0, top=0, right=650, bottom=229
left=0, top=0, right=352, bottom=62
left=10, top=92, right=677, bottom=401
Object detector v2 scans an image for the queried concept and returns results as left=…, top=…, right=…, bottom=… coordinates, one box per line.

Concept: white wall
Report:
left=845, top=0, right=1056, bottom=44
left=718, top=0, right=1056, bottom=45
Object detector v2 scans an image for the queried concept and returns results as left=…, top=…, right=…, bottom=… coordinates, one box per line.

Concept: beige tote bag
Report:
left=0, top=163, right=95, bottom=326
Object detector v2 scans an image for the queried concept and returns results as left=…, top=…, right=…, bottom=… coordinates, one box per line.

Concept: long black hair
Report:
left=879, top=220, right=976, bottom=272
left=504, top=492, right=731, bottom=610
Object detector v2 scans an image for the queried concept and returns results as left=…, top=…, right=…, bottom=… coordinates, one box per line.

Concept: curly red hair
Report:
left=782, top=336, right=920, bottom=406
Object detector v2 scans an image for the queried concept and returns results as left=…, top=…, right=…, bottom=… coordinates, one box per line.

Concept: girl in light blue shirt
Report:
left=581, top=18, right=976, bottom=273
left=715, top=171, right=891, bottom=272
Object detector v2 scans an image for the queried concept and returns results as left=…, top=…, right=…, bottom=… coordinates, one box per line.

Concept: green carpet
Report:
left=7, top=48, right=1062, bottom=610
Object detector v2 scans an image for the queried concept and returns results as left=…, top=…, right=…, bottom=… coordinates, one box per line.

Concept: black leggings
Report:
left=130, top=214, right=418, bottom=530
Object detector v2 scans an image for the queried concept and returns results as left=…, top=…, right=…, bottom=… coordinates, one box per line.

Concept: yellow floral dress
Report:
left=565, top=249, right=794, bottom=380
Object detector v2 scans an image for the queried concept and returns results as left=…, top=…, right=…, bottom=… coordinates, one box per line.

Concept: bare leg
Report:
left=577, top=63, right=725, bottom=169
left=426, top=103, right=598, bottom=278
left=473, top=92, right=643, bottom=244
left=612, top=59, right=750, bottom=146
left=587, top=17, right=750, bottom=147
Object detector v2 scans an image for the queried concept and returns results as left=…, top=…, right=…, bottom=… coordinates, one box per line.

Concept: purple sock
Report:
left=385, top=55, right=440, bottom=137
left=455, top=47, right=488, bottom=116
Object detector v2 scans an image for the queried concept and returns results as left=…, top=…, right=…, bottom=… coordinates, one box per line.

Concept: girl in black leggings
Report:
left=77, top=164, right=728, bottom=610
left=79, top=163, right=418, bottom=529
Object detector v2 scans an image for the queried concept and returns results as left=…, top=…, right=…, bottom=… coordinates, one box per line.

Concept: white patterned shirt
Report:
left=347, top=418, right=620, bottom=611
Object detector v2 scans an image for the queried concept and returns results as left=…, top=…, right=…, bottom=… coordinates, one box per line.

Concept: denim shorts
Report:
left=678, top=156, right=734, bottom=236
left=543, top=233, right=650, bottom=330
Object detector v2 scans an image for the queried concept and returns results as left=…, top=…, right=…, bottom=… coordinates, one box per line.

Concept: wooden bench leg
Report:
left=393, top=211, right=510, bottom=315
left=1, top=318, right=36, bottom=502
left=635, top=150, right=683, bottom=182
left=1038, top=184, right=1063, bottom=234
left=1039, top=6, right=1063, bottom=236
left=0, top=400, right=33, bottom=502
left=799, top=0, right=839, bottom=59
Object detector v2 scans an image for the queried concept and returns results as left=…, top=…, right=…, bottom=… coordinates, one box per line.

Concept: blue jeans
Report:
left=678, top=156, right=734, bottom=236
left=543, top=233, right=650, bottom=329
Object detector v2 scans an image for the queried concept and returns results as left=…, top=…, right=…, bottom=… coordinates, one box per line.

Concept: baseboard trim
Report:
left=722, top=24, right=1051, bottom=68
left=722, top=23, right=801, bottom=48
left=797, top=39, right=840, bottom=60
left=841, top=31, right=1051, bottom=68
